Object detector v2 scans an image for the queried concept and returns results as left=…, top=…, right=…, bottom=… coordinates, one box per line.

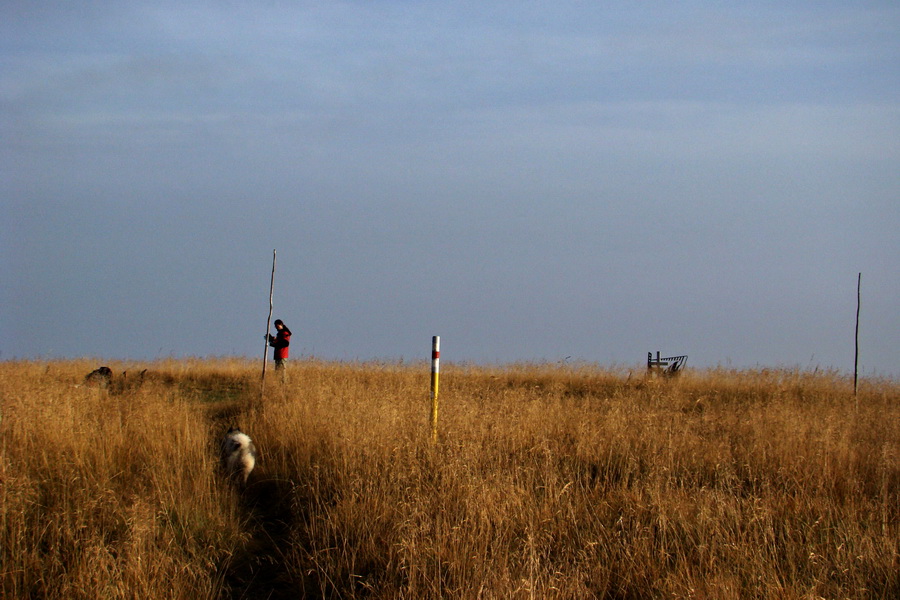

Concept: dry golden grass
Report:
left=1, top=358, right=897, bottom=599
left=0, top=359, right=248, bottom=599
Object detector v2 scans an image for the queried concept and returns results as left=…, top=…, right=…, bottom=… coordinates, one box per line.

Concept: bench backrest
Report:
left=647, top=351, right=688, bottom=374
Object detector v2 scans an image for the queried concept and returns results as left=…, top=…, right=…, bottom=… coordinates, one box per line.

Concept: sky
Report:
left=2, top=1, right=898, bottom=376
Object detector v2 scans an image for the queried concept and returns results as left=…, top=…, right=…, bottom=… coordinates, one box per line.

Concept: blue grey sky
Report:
left=2, top=2, right=898, bottom=375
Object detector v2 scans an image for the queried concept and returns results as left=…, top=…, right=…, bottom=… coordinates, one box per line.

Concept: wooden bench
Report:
left=647, top=351, right=688, bottom=375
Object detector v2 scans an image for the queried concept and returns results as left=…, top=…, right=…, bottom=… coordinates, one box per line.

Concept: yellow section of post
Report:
left=430, top=336, right=440, bottom=443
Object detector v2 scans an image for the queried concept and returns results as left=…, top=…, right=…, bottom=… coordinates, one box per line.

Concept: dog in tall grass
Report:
left=220, top=427, right=257, bottom=486
left=83, top=366, right=113, bottom=388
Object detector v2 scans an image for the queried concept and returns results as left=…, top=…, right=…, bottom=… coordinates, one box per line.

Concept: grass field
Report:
left=1, top=359, right=897, bottom=599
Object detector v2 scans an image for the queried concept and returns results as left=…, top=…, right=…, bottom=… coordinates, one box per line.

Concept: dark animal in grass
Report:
left=84, top=366, right=113, bottom=388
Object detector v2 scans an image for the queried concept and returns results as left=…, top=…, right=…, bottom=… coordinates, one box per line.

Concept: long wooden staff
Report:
left=260, top=249, right=276, bottom=399
left=854, top=272, right=860, bottom=399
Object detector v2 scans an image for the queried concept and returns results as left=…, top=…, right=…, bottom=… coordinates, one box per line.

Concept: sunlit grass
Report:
left=1, top=359, right=897, bottom=598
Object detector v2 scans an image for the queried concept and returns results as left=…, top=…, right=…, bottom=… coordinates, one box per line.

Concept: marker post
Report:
left=430, top=336, right=440, bottom=442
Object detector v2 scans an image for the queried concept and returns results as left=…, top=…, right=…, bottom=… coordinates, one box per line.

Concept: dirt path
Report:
left=208, top=402, right=308, bottom=600
left=222, top=476, right=300, bottom=600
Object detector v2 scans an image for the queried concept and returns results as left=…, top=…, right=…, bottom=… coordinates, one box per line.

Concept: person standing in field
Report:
left=267, top=319, right=292, bottom=381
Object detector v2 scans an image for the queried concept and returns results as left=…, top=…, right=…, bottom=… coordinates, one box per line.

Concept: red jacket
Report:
left=269, top=328, right=291, bottom=360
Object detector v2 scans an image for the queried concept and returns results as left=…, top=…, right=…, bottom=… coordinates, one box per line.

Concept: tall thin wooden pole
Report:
left=261, top=249, right=276, bottom=399
left=854, top=272, right=860, bottom=397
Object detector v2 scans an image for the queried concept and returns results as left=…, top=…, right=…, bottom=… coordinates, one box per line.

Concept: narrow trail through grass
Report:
left=207, top=400, right=303, bottom=600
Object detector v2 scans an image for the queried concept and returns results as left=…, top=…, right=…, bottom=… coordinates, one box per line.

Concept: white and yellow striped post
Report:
left=430, top=336, right=440, bottom=443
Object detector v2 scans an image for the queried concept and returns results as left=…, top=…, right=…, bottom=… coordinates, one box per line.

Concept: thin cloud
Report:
left=2, top=2, right=897, bottom=373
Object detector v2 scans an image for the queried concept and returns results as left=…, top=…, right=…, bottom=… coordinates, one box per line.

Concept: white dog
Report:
left=220, top=427, right=257, bottom=485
